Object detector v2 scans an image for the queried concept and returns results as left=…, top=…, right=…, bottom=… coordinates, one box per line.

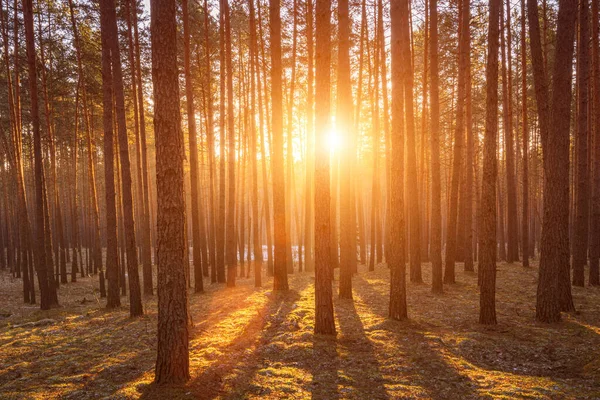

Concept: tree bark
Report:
left=573, top=0, right=590, bottom=287
left=314, top=0, right=335, bottom=334
left=389, top=0, right=408, bottom=320
left=224, top=0, right=237, bottom=287
left=183, top=0, right=204, bottom=293
left=527, top=0, right=577, bottom=322
left=479, top=0, right=501, bottom=325
left=521, top=0, right=530, bottom=267
left=590, top=0, right=600, bottom=286
left=444, top=0, right=469, bottom=284
left=23, top=0, right=54, bottom=310
left=338, top=0, right=354, bottom=299
left=103, top=0, right=143, bottom=316
left=271, top=0, right=289, bottom=291
left=151, top=0, right=190, bottom=384
left=429, top=0, right=443, bottom=294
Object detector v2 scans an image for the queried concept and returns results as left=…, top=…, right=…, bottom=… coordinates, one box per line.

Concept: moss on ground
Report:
left=0, top=261, right=598, bottom=399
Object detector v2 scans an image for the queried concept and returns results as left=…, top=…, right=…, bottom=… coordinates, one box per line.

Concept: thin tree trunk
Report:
left=505, top=0, right=519, bottom=262
left=224, top=0, right=237, bottom=287
left=521, top=0, right=530, bottom=267
left=389, top=0, right=408, bottom=320
left=444, top=0, right=469, bottom=284
left=249, top=0, right=262, bottom=287
left=23, top=0, right=54, bottom=310
left=429, top=0, right=443, bottom=294
left=183, top=0, right=204, bottom=293
left=271, top=0, right=289, bottom=291
left=573, top=0, right=590, bottom=287
left=480, top=0, right=501, bottom=325
left=103, top=0, right=143, bottom=316
left=304, top=0, right=315, bottom=272
left=338, top=0, right=354, bottom=299
left=590, top=0, right=600, bottom=286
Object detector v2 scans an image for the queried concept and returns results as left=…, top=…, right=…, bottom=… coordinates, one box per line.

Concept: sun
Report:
left=326, top=128, right=342, bottom=153
left=325, top=116, right=343, bottom=153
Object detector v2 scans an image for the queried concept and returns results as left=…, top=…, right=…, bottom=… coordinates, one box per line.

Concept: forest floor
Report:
left=0, top=261, right=599, bottom=400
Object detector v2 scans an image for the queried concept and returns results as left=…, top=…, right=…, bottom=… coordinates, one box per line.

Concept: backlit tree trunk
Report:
left=444, top=0, right=469, bottom=284
left=183, top=0, right=203, bottom=293
left=104, top=0, right=143, bottom=316
left=314, top=0, right=335, bottom=334
left=23, top=0, right=54, bottom=310
left=338, top=0, right=354, bottom=299
left=99, top=0, right=120, bottom=307
left=225, top=0, right=237, bottom=287
left=151, top=0, right=190, bottom=384
left=479, top=0, right=501, bottom=325
left=429, top=0, right=443, bottom=294
left=389, top=0, right=408, bottom=320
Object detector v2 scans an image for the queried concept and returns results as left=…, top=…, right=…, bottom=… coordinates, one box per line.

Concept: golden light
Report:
left=326, top=128, right=342, bottom=153
left=325, top=116, right=343, bottom=153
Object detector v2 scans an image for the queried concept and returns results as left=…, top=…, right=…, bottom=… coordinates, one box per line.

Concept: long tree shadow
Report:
left=139, top=277, right=310, bottom=399
left=309, top=334, right=340, bottom=400
left=353, top=273, right=481, bottom=399
left=335, top=298, right=389, bottom=399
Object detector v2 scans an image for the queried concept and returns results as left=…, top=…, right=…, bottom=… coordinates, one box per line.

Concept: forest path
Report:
left=0, top=261, right=599, bottom=399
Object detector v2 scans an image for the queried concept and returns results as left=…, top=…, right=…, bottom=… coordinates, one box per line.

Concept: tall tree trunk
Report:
left=463, top=0, right=474, bottom=273
left=271, top=0, right=289, bottom=291
left=37, top=7, right=67, bottom=286
left=216, top=0, right=226, bottom=283
left=304, top=0, right=315, bottom=272
left=249, top=0, right=262, bottom=287
left=429, top=0, right=443, bottom=293
left=224, top=0, right=237, bottom=287
left=404, top=0, right=421, bottom=283
left=479, top=0, right=501, bottom=325
left=573, top=0, right=590, bottom=287
left=521, top=0, right=530, bottom=267
left=151, top=0, right=190, bottom=384
left=338, top=0, right=354, bottom=299
left=203, top=0, right=218, bottom=283
left=503, top=0, right=519, bottom=263
left=389, top=0, right=408, bottom=320
left=420, top=0, right=430, bottom=263
left=286, top=0, right=298, bottom=274
left=444, top=0, right=469, bottom=284
left=99, top=0, right=120, bottom=307
left=314, top=0, right=335, bottom=334
left=23, top=0, right=54, bottom=310
left=183, top=0, right=204, bottom=293
left=527, top=0, right=577, bottom=322
left=590, top=0, right=600, bottom=286
left=355, top=0, right=367, bottom=267
left=103, top=0, right=143, bottom=316
left=369, top=0, right=381, bottom=272
left=131, top=0, right=154, bottom=295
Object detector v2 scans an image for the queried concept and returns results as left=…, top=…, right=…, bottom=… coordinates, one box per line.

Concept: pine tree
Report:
left=151, top=0, right=190, bottom=384
left=429, top=0, right=443, bottom=294
left=271, top=0, right=289, bottom=291
left=572, top=0, right=590, bottom=287
left=388, top=0, right=408, bottom=320
left=480, top=0, right=501, bottom=325
left=314, top=0, right=335, bottom=334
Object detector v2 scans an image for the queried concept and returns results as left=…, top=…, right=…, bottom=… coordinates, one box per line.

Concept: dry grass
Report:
left=0, top=261, right=599, bottom=399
